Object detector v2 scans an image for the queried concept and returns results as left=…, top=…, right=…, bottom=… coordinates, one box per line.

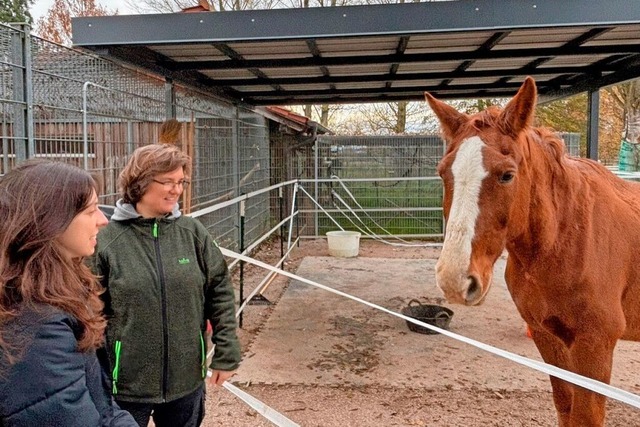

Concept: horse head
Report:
left=425, top=77, right=537, bottom=306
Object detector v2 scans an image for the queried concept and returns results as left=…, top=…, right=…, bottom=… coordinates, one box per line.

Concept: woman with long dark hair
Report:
left=0, top=160, right=137, bottom=426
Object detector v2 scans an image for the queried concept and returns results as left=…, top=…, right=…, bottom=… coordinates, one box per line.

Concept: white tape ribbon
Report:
left=221, top=246, right=640, bottom=410
left=223, top=382, right=300, bottom=427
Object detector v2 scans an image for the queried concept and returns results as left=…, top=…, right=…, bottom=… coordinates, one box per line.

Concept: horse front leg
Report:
left=529, top=328, right=574, bottom=427
left=531, top=327, right=615, bottom=427
left=564, top=334, right=615, bottom=427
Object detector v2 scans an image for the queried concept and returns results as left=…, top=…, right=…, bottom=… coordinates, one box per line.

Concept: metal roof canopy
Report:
left=72, top=0, right=640, bottom=107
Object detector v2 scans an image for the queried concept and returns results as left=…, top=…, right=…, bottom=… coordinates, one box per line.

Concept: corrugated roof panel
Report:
left=316, top=36, right=399, bottom=56
left=235, top=51, right=313, bottom=60
left=467, top=58, right=537, bottom=71
left=226, top=40, right=312, bottom=59
left=263, top=67, right=325, bottom=78
left=321, top=47, right=398, bottom=58
left=200, top=69, right=258, bottom=79
left=151, top=44, right=228, bottom=61
left=542, top=54, right=612, bottom=67
left=495, top=28, right=586, bottom=49
left=328, top=64, right=393, bottom=76
left=446, top=76, right=506, bottom=86
left=584, top=24, right=640, bottom=45
left=398, top=61, right=461, bottom=73
left=390, top=79, right=438, bottom=88
left=277, top=83, right=334, bottom=91
left=404, top=44, right=481, bottom=54
left=408, top=32, right=496, bottom=49
left=334, top=81, right=388, bottom=90
left=228, top=84, right=276, bottom=92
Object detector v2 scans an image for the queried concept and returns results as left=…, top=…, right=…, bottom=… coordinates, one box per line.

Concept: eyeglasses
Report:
left=152, top=179, right=190, bottom=190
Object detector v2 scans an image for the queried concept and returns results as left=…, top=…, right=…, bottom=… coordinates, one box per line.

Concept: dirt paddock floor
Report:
left=202, top=239, right=640, bottom=427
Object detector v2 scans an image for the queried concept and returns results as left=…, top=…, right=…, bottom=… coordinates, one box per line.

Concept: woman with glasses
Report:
left=0, top=160, right=136, bottom=426
left=92, top=143, right=241, bottom=427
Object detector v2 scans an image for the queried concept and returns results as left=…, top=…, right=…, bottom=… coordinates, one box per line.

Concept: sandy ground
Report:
left=201, top=239, right=640, bottom=427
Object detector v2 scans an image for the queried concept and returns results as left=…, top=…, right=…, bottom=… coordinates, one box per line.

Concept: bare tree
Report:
left=125, top=0, right=282, bottom=13
left=609, top=81, right=640, bottom=144
left=354, top=101, right=434, bottom=135
left=36, top=0, right=114, bottom=45
left=124, top=0, right=192, bottom=13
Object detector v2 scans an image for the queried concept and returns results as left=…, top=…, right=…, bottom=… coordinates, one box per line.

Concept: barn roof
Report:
left=72, top=0, right=640, bottom=106
left=258, top=106, right=333, bottom=135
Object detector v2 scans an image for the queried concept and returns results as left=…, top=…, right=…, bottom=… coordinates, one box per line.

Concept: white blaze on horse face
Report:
left=436, top=136, right=488, bottom=304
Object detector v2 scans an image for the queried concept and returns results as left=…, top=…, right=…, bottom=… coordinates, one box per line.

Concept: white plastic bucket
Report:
left=326, top=230, right=361, bottom=258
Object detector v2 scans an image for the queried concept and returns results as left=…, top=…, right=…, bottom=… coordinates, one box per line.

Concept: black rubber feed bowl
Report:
left=401, top=300, right=453, bottom=335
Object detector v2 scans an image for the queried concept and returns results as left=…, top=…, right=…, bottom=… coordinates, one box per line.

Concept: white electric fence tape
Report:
left=220, top=246, right=640, bottom=411
left=222, top=381, right=301, bottom=427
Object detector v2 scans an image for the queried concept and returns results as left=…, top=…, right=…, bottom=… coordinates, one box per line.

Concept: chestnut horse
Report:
left=425, top=77, right=640, bottom=427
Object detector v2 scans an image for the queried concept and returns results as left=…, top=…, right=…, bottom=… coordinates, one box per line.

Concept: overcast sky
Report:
left=31, top=0, right=136, bottom=22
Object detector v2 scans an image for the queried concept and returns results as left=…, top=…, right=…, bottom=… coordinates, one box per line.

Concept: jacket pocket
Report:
left=112, top=340, right=122, bottom=395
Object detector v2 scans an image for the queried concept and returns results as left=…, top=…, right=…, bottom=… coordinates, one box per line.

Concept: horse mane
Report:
left=159, top=119, right=182, bottom=145
left=528, top=127, right=567, bottom=166
left=469, top=107, right=567, bottom=167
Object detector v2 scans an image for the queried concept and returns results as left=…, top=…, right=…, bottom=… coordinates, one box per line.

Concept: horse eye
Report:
left=499, top=172, right=514, bottom=183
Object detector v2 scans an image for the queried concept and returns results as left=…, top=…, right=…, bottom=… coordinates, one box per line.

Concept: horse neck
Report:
left=506, top=131, right=579, bottom=256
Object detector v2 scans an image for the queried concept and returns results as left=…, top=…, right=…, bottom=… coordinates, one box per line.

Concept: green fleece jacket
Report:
left=93, top=202, right=241, bottom=404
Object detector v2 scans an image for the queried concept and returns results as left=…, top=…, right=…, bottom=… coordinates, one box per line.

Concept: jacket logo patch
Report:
left=178, top=258, right=191, bottom=265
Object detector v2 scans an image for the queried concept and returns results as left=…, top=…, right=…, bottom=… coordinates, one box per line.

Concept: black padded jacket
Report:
left=0, top=305, right=137, bottom=427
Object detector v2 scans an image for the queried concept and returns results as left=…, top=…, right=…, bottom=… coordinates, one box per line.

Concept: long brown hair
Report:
left=0, top=160, right=106, bottom=355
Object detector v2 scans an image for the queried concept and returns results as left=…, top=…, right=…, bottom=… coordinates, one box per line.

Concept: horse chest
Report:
left=505, top=264, right=574, bottom=319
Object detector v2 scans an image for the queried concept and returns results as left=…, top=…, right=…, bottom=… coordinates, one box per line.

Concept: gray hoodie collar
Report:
left=111, top=199, right=182, bottom=221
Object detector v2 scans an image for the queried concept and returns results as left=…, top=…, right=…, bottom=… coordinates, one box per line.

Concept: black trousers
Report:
left=116, top=384, right=205, bottom=427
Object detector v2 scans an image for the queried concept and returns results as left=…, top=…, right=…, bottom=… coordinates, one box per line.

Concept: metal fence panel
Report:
left=302, top=133, right=581, bottom=238
left=0, top=26, right=272, bottom=254
left=0, top=24, right=29, bottom=174
left=309, top=135, right=445, bottom=238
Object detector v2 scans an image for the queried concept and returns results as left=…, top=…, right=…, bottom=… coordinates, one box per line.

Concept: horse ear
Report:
left=499, top=76, right=537, bottom=137
left=424, top=92, right=467, bottom=142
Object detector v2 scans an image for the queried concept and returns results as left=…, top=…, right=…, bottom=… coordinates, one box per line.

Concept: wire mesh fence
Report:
left=0, top=23, right=271, bottom=252
left=0, top=24, right=30, bottom=175
left=307, top=135, right=445, bottom=238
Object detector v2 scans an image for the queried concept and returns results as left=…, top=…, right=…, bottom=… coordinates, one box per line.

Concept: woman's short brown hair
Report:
left=119, top=144, right=192, bottom=204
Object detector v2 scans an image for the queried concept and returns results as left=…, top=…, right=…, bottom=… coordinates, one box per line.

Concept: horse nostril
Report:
left=466, top=275, right=481, bottom=304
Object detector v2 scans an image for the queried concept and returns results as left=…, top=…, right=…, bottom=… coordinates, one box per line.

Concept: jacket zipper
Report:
left=112, top=340, right=122, bottom=395
left=153, top=221, right=170, bottom=402
left=200, top=332, right=206, bottom=379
